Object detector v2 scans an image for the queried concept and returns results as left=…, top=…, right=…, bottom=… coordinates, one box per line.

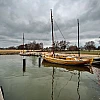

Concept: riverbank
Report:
left=58, top=50, right=100, bottom=55
left=58, top=50, right=100, bottom=57
left=0, top=50, right=21, bottom=55
left=0, top=50, right=100, bottom=57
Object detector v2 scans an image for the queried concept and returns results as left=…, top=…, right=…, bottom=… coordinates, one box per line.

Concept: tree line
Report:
left=0, top=41, right=43, bottom=50
left=44, top=40, right=100, bottom=51
left=0, top=40, right=100, bottom=51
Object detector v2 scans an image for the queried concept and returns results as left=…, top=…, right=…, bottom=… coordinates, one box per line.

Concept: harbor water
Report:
left=0, top=55, right=100, bottom=100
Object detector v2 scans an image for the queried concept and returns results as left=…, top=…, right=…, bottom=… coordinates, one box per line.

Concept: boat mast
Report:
left=51, top=9, right=55, bottom=56
left=77, top=19, right=80, bottom=57
left=23, top=33, right=24, bottom=54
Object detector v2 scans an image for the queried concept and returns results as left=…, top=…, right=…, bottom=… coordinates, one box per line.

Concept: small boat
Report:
left=42, top=10, right=93, bottom=66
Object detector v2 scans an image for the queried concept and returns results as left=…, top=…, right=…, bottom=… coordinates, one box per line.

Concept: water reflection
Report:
left=51, top=67, right=55, bottom=100
left=42, top=61, right=93, bottom=100
left=42, top=60, right=92, bottom=73
left=92, top=67, right=100, bottom=85
left=56, top=73, right=73, bottom=100
left=31, top=56, right=37, bottom=66
left=0, top=55, right=100, bottom=100
left=77, top=71, right=80, bottom=100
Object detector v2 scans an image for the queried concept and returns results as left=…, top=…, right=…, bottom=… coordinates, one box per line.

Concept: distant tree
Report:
left=54, top=40, right=68, bottom=51
left=0, top=48, right=4, bottom=50
left=99, top=37, right=100, bottom=44
left=7, top=46, right=16, bottom=50
left=84, top=41, right=96, bottom=51
left=17, top=41, right=43, bottom=50
left=59, top=40, right=66, bottom=50
left=99, top=40, right=100, bottom=44
left=80, top=46, right=84, bottom=51
left=66, top=41, right=70, bottom=50
left=68, top=45, right=78, bottom=51
left=17, top=45, right=24, bottom=50
left=34, top=43, right=40, bottom=50
left=98, top=46, right=100, bottom=50
left=54, top=41, right=60, bottom=51
left=39, top=43, right=43, bottom=49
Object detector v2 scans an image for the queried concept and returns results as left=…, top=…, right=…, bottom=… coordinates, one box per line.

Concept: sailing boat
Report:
left=19, top=33, right=26, bottom=56
left=42, top=60, right=93, bottom=73
left=42, top=9, right=93, bottom=66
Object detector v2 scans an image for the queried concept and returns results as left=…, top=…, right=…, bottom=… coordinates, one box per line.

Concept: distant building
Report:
left=68, top=45, right=78, bottom=51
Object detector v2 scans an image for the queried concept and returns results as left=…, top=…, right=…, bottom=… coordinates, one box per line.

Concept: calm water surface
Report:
left=0, top=55, right=100, bottom=100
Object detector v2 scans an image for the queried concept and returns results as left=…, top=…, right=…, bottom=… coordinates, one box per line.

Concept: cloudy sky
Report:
left=0, top=0, right=100, bottom=48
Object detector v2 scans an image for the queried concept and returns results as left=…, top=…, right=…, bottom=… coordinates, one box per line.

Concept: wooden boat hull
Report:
left=43, top=56, right=93, bottom=66
left=42, top=60, right=93, bottom=73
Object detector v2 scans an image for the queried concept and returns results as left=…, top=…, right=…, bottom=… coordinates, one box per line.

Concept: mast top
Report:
left=51, top=9, right=53, bottom=23
left=50, top=9, right=55, bottom=56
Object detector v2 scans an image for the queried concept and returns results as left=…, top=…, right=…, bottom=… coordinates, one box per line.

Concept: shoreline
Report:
left=0, top=50, right=100, bottom=57
left=0, top=50, right=21, bottom=55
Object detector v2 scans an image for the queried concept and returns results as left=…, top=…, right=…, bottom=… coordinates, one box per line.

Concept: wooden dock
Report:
left=20, top=51, right=100, bottom=65
left=20, top=52, right=42, bottom=56
left=0, top=87, right=4, bottom=100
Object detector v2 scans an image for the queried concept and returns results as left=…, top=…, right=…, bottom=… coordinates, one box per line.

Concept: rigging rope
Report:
left=54, top=19, right=66, bottom=41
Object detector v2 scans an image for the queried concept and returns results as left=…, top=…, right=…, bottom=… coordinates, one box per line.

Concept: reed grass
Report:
left=0, top=50, right=22, bottom=55
left=0, top=49, right=100, bottom=55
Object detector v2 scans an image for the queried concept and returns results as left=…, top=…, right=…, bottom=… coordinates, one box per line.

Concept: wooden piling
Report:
left=23, top=58, right=26, bottom=74
left=39, top=56, right=41, bottom=67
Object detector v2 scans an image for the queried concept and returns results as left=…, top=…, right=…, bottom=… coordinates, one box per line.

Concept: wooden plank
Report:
left=0, top=87, right=4, bottom=100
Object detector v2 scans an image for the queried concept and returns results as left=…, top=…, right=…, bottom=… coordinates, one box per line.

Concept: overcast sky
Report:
left=0, top=0, right=100, bottom=48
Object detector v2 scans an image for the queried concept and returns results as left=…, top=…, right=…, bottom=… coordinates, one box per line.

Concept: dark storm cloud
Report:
left=0, top=0, right=100, bottom=47
left=53, top=0, right=100, bottom=46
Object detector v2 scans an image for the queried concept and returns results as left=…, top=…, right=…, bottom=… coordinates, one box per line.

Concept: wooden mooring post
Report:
left=22, top=33, right=26, bottom=75
left=38, top=56, right=41, bottom=67
left=23, top=57, right=26, bottom=75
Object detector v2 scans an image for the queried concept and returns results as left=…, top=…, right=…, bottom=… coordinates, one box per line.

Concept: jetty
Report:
left=20, top=51, right=100, bottom=65
left=20, top=51, right=42, bottom=56
left=0, top=86, right=4, bottom=100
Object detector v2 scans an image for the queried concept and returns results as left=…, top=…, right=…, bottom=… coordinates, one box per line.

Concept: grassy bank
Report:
left=0, top=50, right=100, bottom=55
left=80, top=50, right=100, bottom=55
left=57, top=50, right=100, bottom=55
left=0, top=50, right=22, bottom=55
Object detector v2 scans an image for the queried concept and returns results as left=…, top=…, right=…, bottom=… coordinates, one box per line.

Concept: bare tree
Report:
left=84, top=41, right=96, bottom=51
left=54, top=40, right=68, bottom=51
left=99, top=37, right=100, bottom=44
